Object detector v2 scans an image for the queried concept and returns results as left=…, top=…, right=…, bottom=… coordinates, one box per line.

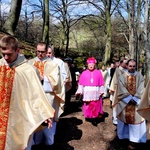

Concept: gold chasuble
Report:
left=0, top=55, right=55, bottom=150
left=113, top=72, right=145, bottom=124
left=137, top=78, right=150, bottom=122
left=29, top=57, right=65, bottom=121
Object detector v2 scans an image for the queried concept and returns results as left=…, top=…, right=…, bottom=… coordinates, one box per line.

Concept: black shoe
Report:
left=92, top=121, right=97, bottom=127
left=91, top=118, right=98, bottom=126
left=85, top=118, right=92, bottom=122
left=103, top=112, right=109, bottom=117
left=128, top=142, right=136, bottom=150
left=91, top=121, right=97, bottom=126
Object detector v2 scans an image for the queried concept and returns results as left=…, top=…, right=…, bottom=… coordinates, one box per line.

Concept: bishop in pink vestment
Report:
left=76, top=57, right=104, bottom=126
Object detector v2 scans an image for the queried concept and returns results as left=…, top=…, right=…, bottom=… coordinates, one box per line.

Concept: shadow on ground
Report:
left=31, top=117, right=83, bottom=150
left=54, top=117, right=83, bottom=150
left=107, top=136, right=150, bottom=150
left=62, top=100, right=83, bottom=116
left=31, top=98, right=109, bottom=150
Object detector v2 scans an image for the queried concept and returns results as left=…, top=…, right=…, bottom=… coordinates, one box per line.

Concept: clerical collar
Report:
left=7, top=54, right=20, bottom=67
left=37, top=56, right=49, bottom=61
left=122, top=68, right=128, bottom=72
left=51, top=56, right=55, bottom=60
left=127, top=71, right=137, bottom=76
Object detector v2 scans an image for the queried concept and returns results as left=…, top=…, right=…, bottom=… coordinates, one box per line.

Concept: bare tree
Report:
left=50, top=0, right=75, bottom=56
left=127, top=0, right=136, bottom=59
left=143, top=0, right=150, bottom=80
left=50, top=0, right=90, bottom=56
left=18, top=0, right=35, bottom=40
left=42, top=0, right=49, bottom=44
left=23, top=0, right=48, bottom=42
left=2, top=0, right=22, bottom=35
left=117, top=0, right=147, bottom=62
left=103, top=0, right=112, bottom=64
left=82, top=0, right=120, bottom=64
left=135, top=0, right=142, bottom=70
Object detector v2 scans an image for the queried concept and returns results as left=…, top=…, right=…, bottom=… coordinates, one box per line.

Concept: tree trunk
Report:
left=60, top=27, right=66, bottom=51
left=2, top=0, right=22, bottom=35
left=143, top=0, right=150, bottom=81
left=104, top=0, right=111, bottom=64
left=135, top=0, right=141, bottom=70
left=127, top=0, right=135, bottom=59
left=24, top=8, right=28, bottom=40
left=65, top=27, right=70, bottom=57
left=42, top=0, right=49, bottom=44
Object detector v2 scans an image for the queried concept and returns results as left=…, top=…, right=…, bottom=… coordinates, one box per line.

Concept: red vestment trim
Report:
left=0, top=66, right=15, bottom=150
left=34, top=61, right=46, bottom=76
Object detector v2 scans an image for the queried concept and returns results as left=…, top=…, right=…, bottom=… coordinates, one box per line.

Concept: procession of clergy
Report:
left=0, top=35, right=150, bottom=150
left=100, top=58, right=149, bottom=144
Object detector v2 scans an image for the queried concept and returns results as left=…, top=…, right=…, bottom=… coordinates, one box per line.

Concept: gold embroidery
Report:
left=0, top=66, right=15, bottom=150
left=126, top=75, right=136, bottom=95
left=125, top=102, right=136, bottom=124
left=34, top=61, right=46, bottom=76
left=125, top=75, right=136, bottom=124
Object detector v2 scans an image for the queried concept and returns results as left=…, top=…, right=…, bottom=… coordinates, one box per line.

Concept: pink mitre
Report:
left=87, top=57, right=97, bottom=64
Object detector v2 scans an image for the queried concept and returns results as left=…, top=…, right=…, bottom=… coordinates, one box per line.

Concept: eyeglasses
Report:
left=47, top=52, right=52, bottom=54
left=129, top=65, right=136, bottom=67
left=37, top=50, right=46, bottom=54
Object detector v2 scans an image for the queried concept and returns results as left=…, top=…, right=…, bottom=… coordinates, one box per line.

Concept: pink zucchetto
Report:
left=86, top=57, right=97, bottom=64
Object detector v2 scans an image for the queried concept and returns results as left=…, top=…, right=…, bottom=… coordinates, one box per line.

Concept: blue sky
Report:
left=1, top=0, right=100, bottom=16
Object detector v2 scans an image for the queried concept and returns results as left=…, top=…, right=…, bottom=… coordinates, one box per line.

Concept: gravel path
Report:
left=32, top=96, right=150, bottom=150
